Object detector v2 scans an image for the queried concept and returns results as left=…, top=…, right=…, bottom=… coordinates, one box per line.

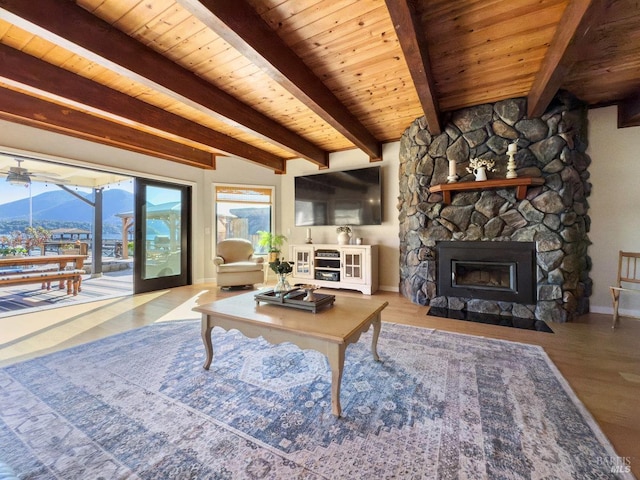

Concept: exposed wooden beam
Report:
left=0, top=88, right=215, bottom=168
left=0, top=0, right=328, bottom=167
left=618, top=91, right=640, bottom=128
left=384, top=0, right=441, bottom=135
left=527, top=0, right=610, bottom=118
left=0, top=45, right=286, bottom=173
left=177, top=0, right=381, bottom=161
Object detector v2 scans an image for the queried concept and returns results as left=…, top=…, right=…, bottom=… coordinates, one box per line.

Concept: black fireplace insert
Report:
left=437, top=241, right=536, bottom=304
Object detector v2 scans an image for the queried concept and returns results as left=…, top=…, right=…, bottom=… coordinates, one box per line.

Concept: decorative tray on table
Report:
left=255, top=287, right=335, bottom=313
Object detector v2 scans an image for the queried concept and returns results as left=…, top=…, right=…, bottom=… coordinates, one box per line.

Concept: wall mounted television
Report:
left=294, top=166, right=382, bottom=226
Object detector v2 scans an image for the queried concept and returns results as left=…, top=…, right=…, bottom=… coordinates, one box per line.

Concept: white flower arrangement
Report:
left=336, top=226, right=352, bottom=234
left=466, top=157, right=496, bottom=174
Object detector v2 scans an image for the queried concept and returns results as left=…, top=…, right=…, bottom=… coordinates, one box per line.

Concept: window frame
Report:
left=213, top=183, right=276, bottom=256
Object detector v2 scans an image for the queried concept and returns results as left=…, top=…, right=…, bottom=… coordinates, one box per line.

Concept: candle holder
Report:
left=447, top=159, right=459, bottom=183
left=305, top=228, right=313, bottom=244
left=506, top=143, right=518, bottom=179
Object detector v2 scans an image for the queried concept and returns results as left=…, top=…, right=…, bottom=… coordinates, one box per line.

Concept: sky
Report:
left=0, top=155, right=182, bottom=209
left=0, top=179, right=135, bottom=206
left=0, top=178, right=183, bottom=210
left=0, top=181, right=57, bottom=205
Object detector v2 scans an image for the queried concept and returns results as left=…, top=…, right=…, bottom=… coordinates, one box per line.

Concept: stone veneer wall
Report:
left=398, top=93, right=592, bottom=322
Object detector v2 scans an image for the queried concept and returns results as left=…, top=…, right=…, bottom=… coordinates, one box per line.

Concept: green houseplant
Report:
left=257, top=231, right=287, bottom=262
left=0, top=245, right=28, bottom=257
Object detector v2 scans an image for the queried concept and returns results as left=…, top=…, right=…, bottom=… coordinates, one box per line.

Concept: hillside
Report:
left=0, top=188, right=134, bottom=234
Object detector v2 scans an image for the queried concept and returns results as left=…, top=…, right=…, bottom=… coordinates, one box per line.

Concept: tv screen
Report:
left=294, top=166, right=382, bottom=226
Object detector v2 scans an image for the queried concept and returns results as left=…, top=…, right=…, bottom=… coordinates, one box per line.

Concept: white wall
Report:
left=281, top=143, right=400, bottom=291
left=587, top=106, right=640, bottom=317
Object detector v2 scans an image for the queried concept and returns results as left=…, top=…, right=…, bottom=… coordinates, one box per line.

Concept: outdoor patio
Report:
left=0, top=260, right=133, bottom=317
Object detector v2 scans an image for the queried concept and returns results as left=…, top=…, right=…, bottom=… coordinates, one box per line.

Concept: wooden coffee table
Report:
left=193, top=291, right=388, bottom=417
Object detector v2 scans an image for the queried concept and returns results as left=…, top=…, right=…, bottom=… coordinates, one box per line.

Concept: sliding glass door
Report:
left=134, top=179, right=191, bottom=294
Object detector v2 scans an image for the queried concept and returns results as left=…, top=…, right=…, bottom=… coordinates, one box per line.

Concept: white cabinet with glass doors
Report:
left=290, top=245, right=315, bottom=280
left=288, top=244, right=378, bottom=294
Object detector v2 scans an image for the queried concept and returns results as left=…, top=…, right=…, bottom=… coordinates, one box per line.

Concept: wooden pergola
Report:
left=115, top=201, right=182, bottom=261
left=115, top=212, right=134, bottom=260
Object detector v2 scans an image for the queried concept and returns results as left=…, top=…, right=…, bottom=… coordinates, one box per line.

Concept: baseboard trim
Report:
left=589, top=305, right=640, bottom=319
left=379, top=285, right=399, bottom=293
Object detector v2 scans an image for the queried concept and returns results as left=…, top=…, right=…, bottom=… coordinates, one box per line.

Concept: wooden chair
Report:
left=610, top=251, right=640, bottom=328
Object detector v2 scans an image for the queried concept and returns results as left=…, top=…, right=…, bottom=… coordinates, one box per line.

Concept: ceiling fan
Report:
left=1, top=159, right=66, bottom=187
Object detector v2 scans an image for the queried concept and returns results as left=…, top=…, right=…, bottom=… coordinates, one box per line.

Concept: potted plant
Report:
left=336, top=226, right=352, bottom=245
left=61, top=243, right=81, bottom=255
left=257, top=231, right=287, bottom=262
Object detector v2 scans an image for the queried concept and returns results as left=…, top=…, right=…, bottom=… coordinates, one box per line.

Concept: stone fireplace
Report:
left=398, top=92, right=592, bottom=322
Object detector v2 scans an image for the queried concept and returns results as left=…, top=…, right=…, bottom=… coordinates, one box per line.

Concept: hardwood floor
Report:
left=1, top=285, right=639, bottom=476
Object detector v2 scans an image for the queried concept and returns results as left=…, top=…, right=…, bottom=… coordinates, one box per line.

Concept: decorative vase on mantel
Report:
left=466, top=157, right=495, bottom=182
left=473, top=166, right=487, bottom=182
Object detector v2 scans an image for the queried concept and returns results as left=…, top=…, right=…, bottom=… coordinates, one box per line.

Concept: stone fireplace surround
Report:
left=398, top=92, right=592, bottom=323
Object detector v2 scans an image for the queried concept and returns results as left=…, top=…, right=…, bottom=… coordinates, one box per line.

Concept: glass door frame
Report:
left=133, top=178, right=192, bottom=294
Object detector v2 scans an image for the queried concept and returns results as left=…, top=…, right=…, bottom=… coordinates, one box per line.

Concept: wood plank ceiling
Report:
left=0, top=0, right=638, bottom=173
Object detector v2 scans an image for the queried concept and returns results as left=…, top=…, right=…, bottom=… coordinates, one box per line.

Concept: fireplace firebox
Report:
left=437, top=241, right=536, bottom=304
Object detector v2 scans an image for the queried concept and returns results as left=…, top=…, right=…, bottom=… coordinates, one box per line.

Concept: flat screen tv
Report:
left=294, top=166, right=382, bottom=226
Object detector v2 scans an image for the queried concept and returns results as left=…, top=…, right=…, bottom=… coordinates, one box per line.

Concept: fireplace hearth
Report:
left=437, top=241, right=536, bottom=304
left=427, top=307, right=553, bottom=332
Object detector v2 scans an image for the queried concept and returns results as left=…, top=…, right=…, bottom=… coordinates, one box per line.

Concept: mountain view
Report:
left=0, top=188, right=134, bottom=236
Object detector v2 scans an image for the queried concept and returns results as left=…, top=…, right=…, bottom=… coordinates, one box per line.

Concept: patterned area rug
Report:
left=0, top=321, right=633, bottom=479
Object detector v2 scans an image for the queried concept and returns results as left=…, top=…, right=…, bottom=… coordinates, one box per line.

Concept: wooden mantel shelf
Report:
left=429, top=177, right=545, bottom=204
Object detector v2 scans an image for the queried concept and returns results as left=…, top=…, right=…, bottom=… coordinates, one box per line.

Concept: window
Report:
left=214, top=184, right=274, bottom=254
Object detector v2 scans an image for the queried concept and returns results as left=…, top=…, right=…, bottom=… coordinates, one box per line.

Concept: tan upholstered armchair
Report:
left=214, top=238, right=264, bottom=288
